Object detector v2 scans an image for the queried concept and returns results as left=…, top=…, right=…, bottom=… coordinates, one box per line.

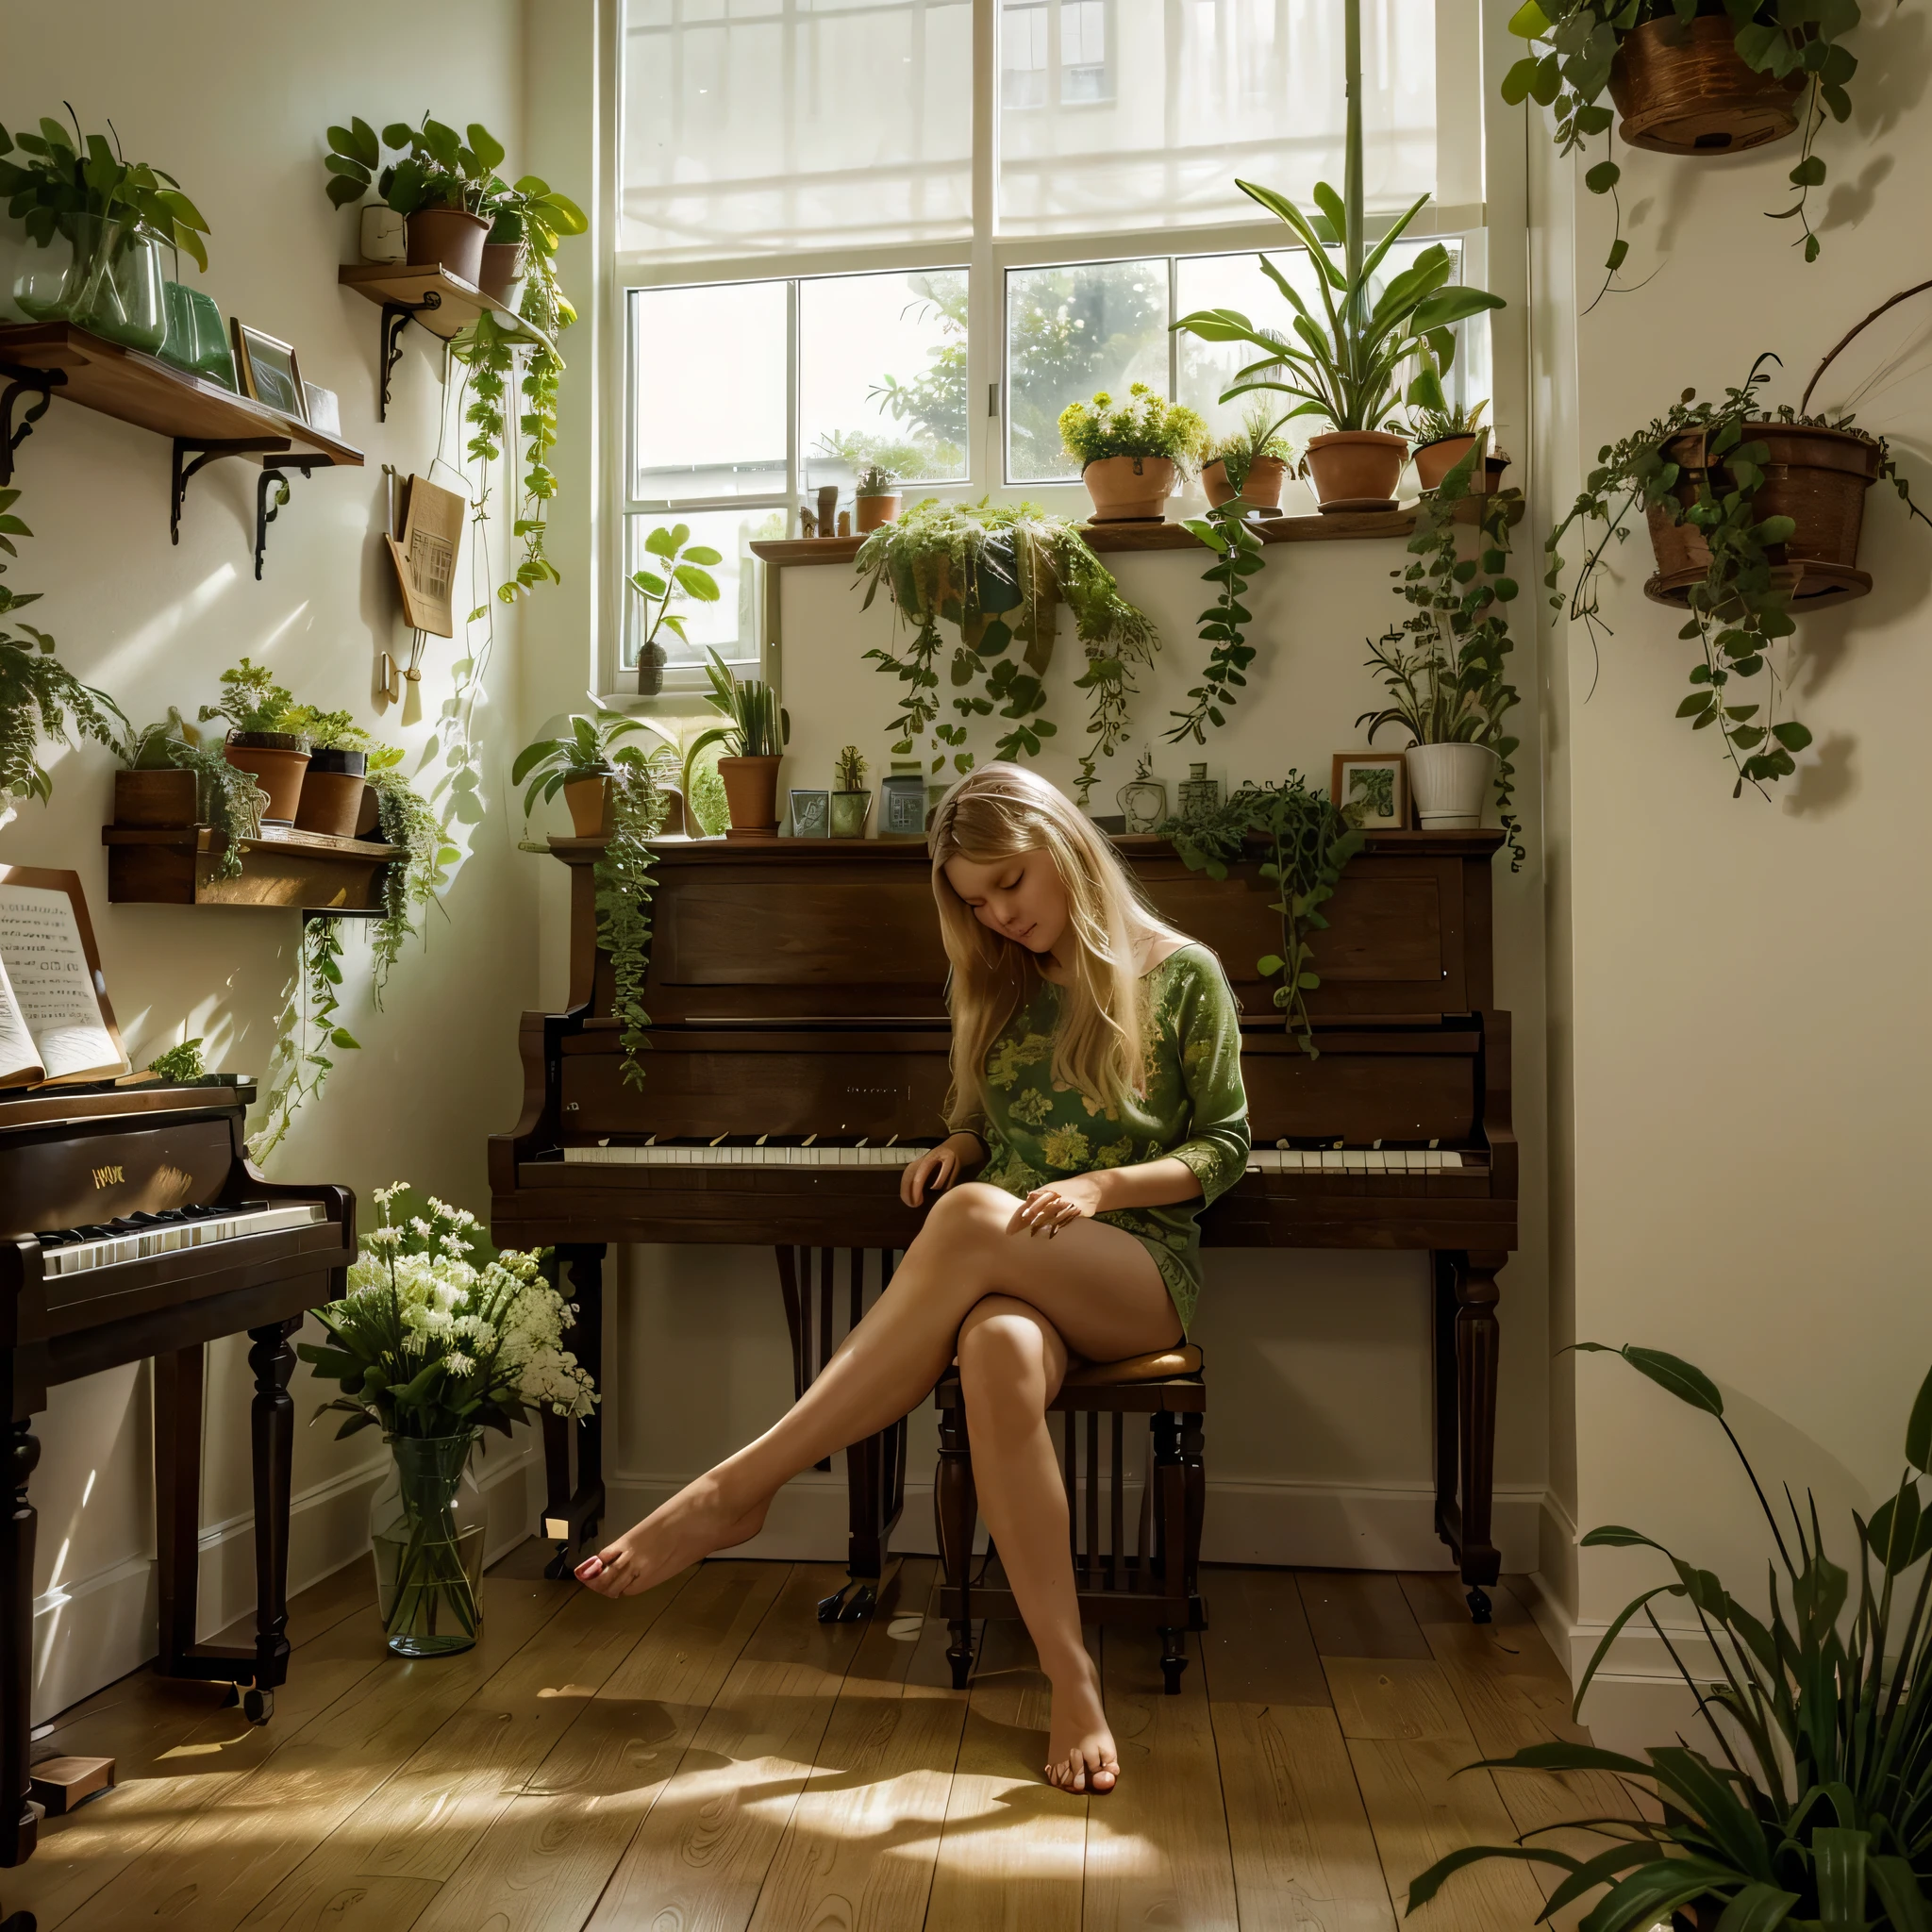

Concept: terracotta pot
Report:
left=355, top=781, right=381, bottom=839
left=856, top=493, right=902, bottom=533
left=718, top=755, right=784, bottom=841
left=224, top=733, right=309, bottom=823
left=113, top=767, right=197, bottom=827
left=1413, top=435, right=1482, bottom=492
left=1202, top=454, right=1288, bottom=510
left=405, top=208, right=490, bottom=286
left=1643, top=420, right=1880, bottom=610
left=1608, top=15, right=1805, bottom=156
left=1486, top=452, right=1511, bottom=490
left=477, top=240, right=525, bottom=306
left=295, top=749, right=370, bottom=839
left=1082, top=454, right=1178, bottom=523
left=563, top=774, right=613, bottom=838
left=1303, top=430, right=1408, bottom=512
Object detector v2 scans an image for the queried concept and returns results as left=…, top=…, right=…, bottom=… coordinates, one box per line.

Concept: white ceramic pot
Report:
left=359, top=206, right=408, bottom=263
left=1406, top=741, right=1498, bottom=828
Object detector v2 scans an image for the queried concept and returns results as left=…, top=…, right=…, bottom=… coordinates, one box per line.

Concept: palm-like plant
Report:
left=1409, top=1342, right=1932, bottom=1931
left=691, top=647, right=790, bottom=761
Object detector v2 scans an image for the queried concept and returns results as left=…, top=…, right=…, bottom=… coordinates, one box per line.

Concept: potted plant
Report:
left=626, top=523, right=723, bottom=697
left=297, top=1186, right=596, bottom=1657
left=1411, top=1340, right=1932, bottom=1929
left=275, top=706, right=380, bottom=839
left=683, top=647, right=791, bottom=841
left=1172, top=0, right=1506, bottom=516
left=830, top=744, right=871, bottom=838
left=1407, top=346, right=1493, bottom=491
left=1501, top=0, right=1872, bottom=270
left=1200, top=403, right=1292, bottom=511
left=192, top=658, right=309, bottom=823
left=1058, top=383, right=1209, bottom=522
left=854, top=465, right=902, bottom=533
left=512, top=706, right=683, bottom=838
left=1358, top=441, right=1524, bottom=862
left=322, top=115, right=507, bottom=286
left=1546, top=353, right=1928, bottom=799
left=477, top=172, right=586, bottom=307
left=111, top=711, right=266, bottom=879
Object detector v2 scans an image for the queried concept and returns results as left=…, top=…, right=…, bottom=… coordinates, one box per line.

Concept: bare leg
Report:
left=956, top=1295, right=1117, bottom=1793
left=578, top=1184, right=1177, bottom=1599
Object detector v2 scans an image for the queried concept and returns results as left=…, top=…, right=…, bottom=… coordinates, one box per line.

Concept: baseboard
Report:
left=31, top=1440, right=544, bottom=1727
left=605, top=1465, right=1543, bottom=1574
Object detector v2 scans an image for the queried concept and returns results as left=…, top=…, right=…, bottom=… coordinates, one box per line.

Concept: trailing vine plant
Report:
left=1362, top=441, right=1527, bottom=870
left=1546, top=353, right=1928, bottom=798
left=1159, top=778, right=1364, bottom=1058
left=855, top=498, right=1159, bottom=803
left=599, top=759, right=672, bottom=1090
left=1169, top=504, right=1265, bottom=745
left=370, top=759, right=457, bottom=996
left=252, top=915, right=359, bottom=1160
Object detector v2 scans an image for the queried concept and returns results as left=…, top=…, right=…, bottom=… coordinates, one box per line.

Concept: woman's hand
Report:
left=1011, top=1173, right=1106, bottom=1237
left=901, top=1132, right=982, bottom=1208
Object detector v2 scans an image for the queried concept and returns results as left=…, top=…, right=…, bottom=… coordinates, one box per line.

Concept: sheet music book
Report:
left=0, top=867, right=129, bottom=1089
left=385, top=473, right=465, bottom=638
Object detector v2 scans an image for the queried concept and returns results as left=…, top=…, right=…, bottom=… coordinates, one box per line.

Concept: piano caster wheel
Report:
left=242, top=1686, right=273, bottom=1725
left=1, top=1907, right=38, bottom=1932
left=1466, top=1587, right=1492, bottom=1625
left=816, top=1580, right=877, bottom=1624
left=948, top=1653, right=972, bottom=1691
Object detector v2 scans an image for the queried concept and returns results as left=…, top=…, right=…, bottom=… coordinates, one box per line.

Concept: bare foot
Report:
left=575, top=1481, right=768, bottom=1597
left=1043, top=1655, right=1118, bottom=1793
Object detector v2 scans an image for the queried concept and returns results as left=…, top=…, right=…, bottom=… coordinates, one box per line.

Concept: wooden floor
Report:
left=8, top=1546, right=1630, bottom=1931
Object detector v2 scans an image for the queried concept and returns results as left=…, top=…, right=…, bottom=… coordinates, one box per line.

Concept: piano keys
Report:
left=0, top=1076, right=354, bottom=1869
left=491, top=828, right=1516, bottom=1622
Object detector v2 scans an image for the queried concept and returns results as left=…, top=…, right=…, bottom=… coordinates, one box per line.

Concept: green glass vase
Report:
left=369, top=1433, right=486, bottom=1657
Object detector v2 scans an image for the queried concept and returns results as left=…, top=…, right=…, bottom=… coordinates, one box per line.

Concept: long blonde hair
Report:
left=930, top=763, right=1189, bottom=1127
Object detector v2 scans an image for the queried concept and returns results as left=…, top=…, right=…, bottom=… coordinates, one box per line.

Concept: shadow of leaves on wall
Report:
left=1781, top=729, right=1857, bottom=817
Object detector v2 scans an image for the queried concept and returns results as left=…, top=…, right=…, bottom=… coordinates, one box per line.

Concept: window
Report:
left=611, top=0, right=1494, bottom=688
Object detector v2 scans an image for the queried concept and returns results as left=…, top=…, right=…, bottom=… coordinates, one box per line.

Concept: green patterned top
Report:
left=964, top=941, right=1249, bottom=1334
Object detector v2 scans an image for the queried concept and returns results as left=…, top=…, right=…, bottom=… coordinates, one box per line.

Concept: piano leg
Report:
left=244, top=1319, right=300, bottom=1721
left=935, top=1394, right=976, bottom=1690
left=154, top=1343, right=206, bottom=1679
left=541, top=1245, right=607, bottom=1580
left=1431, top=1250, right=1506, bottom=1624
left=0, top=1410, right=39, bottom=1871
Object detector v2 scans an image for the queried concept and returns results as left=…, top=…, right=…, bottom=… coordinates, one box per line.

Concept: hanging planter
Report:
left=1608, top=16, right=1805, bottom=156
left=1642, top=420, right=1880, bottom=611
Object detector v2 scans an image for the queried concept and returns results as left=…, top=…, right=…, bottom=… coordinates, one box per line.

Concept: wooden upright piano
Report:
left=0, top=1078, right=353, bottom=1872
left=491, top=830, right=1516, bottom=1622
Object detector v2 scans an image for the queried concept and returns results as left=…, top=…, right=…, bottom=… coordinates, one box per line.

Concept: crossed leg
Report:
left=576, top=1182, right=1182, bottom=1789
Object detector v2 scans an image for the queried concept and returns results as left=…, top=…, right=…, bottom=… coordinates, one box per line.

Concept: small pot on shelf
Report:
left=113, top=766, right=197, bottom=828
left=856, top=492, right=902, bottom=533
left=477, top=240, right=525, bottom=307
left=1303, top=430, right=1408, bottom=512
left=563, top=774, right=613, bottom=838
left=637, top=640, right=667, bottom=697
left=830, top=790, right=873, bottom=839
left=294, top=748, right=370, bottom=839
left=405, top=207, right=490, bottom=287
left=224, top=732, right=310, bottom=824
left=1412, top=435, right=1481, bottom=493
left=1608, top=14, right=1804, bottom=157
left=1202, top=455, right=1288, bottom=512
left=1406, top=742, right=1498, bottom=829
left=1082, top=455, right=1177, bottom=523
left=719, top=756, right=784, bottom=841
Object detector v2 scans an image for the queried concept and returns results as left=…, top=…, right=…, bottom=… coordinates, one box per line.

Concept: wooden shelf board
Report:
left=101, top=824, right=404, bottom=910
left=749, top=498, right=1520, bottom=568
left=337, top=263, right=557, bottom=355
left=542, top=826, right=1506, bottom=861
left=0, top=322, right=363, bottom=465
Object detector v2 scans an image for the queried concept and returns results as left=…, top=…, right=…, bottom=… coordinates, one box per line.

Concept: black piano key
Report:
left=34, top=1230, right=77, bottom=1246
left=238, top=1199, right=269, bottom=1212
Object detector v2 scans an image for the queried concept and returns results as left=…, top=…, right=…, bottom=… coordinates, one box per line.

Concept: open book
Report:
left=0, top=867, right=129, bottom=1089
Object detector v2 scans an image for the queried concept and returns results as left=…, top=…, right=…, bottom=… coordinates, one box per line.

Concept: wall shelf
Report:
left=101, top=824, right=404, bottom=911
left=0, top=321, right=364, bottom=575
left=337, top=264, right=557, bottom=421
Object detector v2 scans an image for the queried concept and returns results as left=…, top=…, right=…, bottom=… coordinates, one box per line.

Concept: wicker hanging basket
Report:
left=1608, top=16, right=1805, bottom=157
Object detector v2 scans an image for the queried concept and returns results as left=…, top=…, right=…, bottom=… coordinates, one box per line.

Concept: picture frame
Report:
left=230, top=319, right=308, bottom=423
left=789, top=789, right=830, bottom=838
left=1331, top=751, right=1407, bottom=831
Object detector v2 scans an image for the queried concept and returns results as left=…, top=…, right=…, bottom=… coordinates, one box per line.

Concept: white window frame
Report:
left=597, top=0, right=1495, bottom=702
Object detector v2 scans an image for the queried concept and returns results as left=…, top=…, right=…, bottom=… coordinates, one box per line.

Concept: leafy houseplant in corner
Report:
left=1058, top=384, right=1208, bottom=523
left=831, top=743, right=871, bottom=839
left=626, top=523, right=723, bottom=698
left=1410, top=1340, right=1932, bottom=1931
left=1359, top=440, right=1524, bottom=865
left=323, top=115, right=503, bottom=284
left=1201, top=402, right=1292, bottom=512
left=297, top=1186, right=596, bottom=1657
left=855, top=464, right=902, bottom=534
left=689, top=648, right=791, bottom=841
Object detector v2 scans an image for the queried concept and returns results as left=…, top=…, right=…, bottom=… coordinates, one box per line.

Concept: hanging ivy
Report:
left=251, top=915, right=359, bottom=1159
left=1169, top=504, right=1267, bottom=745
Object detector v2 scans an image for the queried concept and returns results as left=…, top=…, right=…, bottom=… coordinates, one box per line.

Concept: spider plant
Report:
left=1409, top=1341, right=1932, bottom=1931
left=692, top=646, right=789, bottom=760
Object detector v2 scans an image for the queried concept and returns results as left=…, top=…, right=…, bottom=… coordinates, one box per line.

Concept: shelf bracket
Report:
left=0, top=361, right=64, bottom=488
left=254, top=458, right=331, bottom=580
left=378, top=294, right=442, bottom=422
left=171, top=437, right=290, bottom=548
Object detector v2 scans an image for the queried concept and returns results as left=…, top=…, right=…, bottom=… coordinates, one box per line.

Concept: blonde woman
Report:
left=577, top=763, right=1249, bottom=1793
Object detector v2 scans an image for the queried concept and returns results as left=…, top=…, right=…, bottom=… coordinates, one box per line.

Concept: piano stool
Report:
left=933, top=1342, right=1207, bottom=1694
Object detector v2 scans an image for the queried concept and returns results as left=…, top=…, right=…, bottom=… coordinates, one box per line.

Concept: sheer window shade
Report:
left=624, top=0, right=974, bottom=258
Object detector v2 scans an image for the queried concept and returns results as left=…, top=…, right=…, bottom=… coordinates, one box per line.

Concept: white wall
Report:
left=1524, top=29, right=1932, bottom=1747
left=0, top=2, right=565, bottom=1719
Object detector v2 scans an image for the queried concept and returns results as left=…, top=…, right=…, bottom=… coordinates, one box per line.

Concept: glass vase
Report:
left=368, top=1433, right=487, bottom=1657
left=15, top=216, right=167, bottom=352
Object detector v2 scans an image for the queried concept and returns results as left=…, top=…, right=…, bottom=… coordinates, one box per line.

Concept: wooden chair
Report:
left=932, top=1343, right=1207, bottom=1694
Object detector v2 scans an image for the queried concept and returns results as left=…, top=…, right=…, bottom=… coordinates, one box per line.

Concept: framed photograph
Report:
left=230, top=320, right=308, bottom=423
left=1331, top=751, right=1407, bottom=831
left=302, top=382, right=341, bottom=439
left=789, top=789, right=830, bottom=838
